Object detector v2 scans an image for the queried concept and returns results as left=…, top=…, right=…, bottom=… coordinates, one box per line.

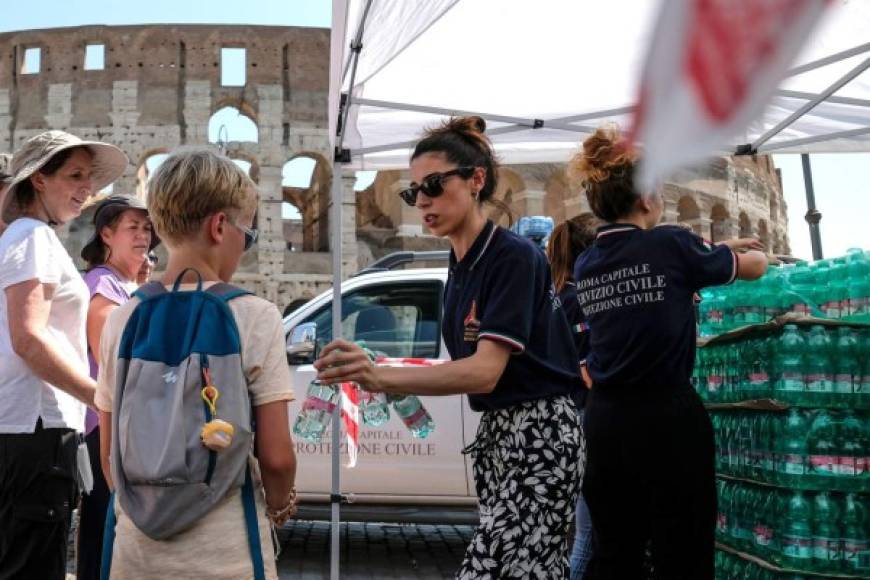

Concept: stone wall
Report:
left=0, top=24, right=789, bottom=316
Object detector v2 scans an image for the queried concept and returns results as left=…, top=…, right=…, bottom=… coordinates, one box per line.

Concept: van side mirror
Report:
left=286, top=322, right=317, bottom=365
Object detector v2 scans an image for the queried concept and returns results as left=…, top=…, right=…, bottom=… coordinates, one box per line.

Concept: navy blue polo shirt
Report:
left=557, top=281, right=589, bottom=408
left=573, top=224, right=737, bottom=392
left=443, top=220, right=581, bottom=412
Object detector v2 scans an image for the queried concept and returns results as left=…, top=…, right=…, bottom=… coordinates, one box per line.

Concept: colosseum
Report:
left=0, top=24, right=789, bottom=312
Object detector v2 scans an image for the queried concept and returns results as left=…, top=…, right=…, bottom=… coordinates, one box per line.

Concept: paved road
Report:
left=276, top=520, right=475, bottom=579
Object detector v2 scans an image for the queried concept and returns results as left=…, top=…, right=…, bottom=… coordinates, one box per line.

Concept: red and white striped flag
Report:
left=340, top=382, right=361, bottom=468
left=630, top=0, right=831, bottom=188
left=339, top=358, right=446, bottom=468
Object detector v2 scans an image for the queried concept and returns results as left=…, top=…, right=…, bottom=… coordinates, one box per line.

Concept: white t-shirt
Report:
left=0, top=218, right=88, bottom=433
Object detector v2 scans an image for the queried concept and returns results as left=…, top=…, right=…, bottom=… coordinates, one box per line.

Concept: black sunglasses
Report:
left=398, top=166, right=477, bottom=207
left=230, top=221, right=259, bottom=251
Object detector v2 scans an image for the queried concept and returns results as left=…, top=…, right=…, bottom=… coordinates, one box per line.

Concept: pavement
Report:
left=276, top=520, right=475, bottom=579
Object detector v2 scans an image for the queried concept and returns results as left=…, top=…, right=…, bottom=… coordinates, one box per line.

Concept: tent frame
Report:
left=326, top=6, right=870, bottom=579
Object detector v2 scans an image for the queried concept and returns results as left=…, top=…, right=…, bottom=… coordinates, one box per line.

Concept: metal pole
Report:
left=329, top=163, right=343, bottom=580
left=801, top=153, right=824, bottom=260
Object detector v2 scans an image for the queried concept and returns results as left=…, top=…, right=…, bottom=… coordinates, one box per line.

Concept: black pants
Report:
left=0, top=420, right=79, bottom=580
left=77, top=427, right=110, bottom=580
left=583, top=386, right=716, bottom=580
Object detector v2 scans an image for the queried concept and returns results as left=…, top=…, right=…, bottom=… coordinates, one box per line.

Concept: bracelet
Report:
left=266, top=487, right=298, bottom=526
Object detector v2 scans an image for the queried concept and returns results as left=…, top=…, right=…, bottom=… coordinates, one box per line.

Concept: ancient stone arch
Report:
left=493, top=167, right=526, bottom=227
left=282, top=151, right=331, bottom=252
left=677, top=195, right=702, bottom=234
left=135, top=148, right=170, bottom=197
left=710, top=203, right=730, bottom=243
left=739, top=212, right=752, bottom=238
left=209, top=104, right=259, bottom=144
left=757, top=219, right=770, bottom=251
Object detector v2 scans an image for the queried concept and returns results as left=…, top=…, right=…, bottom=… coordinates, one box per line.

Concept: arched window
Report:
left=710, top=204, right=729, bottom=243
left=738, top=212, right=752, bottom=238
left=282, top=157, right=316, bottom=188
left=208, top=106, right=258, bottom=144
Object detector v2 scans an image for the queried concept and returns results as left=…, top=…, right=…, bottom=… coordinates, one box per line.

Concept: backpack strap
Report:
left=100, top=492, right=117, bottom=580
left=242, top=465, right=267, bottom=580
left=206, top=282, right=253, bottom=302
left=132, top=281, right=167, bottom=301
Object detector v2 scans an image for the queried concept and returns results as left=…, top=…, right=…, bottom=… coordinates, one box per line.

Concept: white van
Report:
left=282, top=252, right=481, bottom=523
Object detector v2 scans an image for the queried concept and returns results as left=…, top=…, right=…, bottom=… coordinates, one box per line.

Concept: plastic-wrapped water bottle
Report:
left=293, top=381, right=339, bottom=442
left=359, top=391, right=390, bottom=426
left=390, top=394, right=435, bottom=438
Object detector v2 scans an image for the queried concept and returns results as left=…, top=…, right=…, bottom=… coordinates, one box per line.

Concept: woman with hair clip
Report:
left=570, top=126, right=767, bottom=579
left=315, top=116, right=585, bottom=579
left=546, top=213, right=598, bottom=580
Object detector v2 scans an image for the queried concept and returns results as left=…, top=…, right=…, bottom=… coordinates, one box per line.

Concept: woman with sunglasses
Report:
left=316, top=116, right=585, bottom=579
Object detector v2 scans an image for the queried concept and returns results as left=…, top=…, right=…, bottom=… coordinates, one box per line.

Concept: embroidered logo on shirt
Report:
left=162, top=370, right=178, bottom=384
left=464, top=300, right=481, bottom=342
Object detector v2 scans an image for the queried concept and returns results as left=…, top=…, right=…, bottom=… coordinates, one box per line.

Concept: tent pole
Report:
left=751, top=55, right=870, bottom=151
left=801, top=153, right=824, bottom=260
left=786, top=40, right=870, bottom=77
left=775, top=89, right=870, bottom=108
left=329, top=1, right=372, bottom=578
left=757, top=125, right=870, bottom=153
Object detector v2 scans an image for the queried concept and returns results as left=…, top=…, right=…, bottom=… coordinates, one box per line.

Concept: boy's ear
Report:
left=206, top=212, right=228, bottom=244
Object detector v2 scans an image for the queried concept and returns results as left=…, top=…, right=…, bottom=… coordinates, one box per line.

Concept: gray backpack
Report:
left=101, top=274, right=266, bottom=579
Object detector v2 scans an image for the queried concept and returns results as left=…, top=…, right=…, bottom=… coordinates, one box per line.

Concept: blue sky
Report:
left=2, top=2, right=867, bottom=259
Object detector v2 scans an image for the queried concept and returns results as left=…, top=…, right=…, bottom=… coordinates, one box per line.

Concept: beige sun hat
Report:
left=1, top=131, right=129, bottom=224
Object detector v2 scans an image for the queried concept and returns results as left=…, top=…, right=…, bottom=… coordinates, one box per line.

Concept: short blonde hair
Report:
left=147, top=147, right=257, bottom=243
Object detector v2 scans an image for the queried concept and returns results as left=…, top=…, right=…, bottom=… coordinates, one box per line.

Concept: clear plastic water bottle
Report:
left=390, top=394, right=435, bottom=438
left=842, top=493, right=869, bottom=574
left=359, top=391, right=391, bottom=427
left=773, top=325, right=806, bottom=404
left=780, top=490, right=814, bottom=569
left=293, top=380, right=339, bottom=442
left=837, top=412, right=865, bottom=487
left=806, top=326, right=834, bottom=406
left=812, top=491, right=842, bottom=573
left=834, top=328, right=860, bottom=407
left=808, top=410, right=837, bottom=485
left=778, top=409, right=809, bottom=486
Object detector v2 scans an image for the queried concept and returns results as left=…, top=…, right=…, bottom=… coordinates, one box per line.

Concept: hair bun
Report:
left=443, top=115, right=486, bottom=135
left=567, top=124, right=636, bottom=185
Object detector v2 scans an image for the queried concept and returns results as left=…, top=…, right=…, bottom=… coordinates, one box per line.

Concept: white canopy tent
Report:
left=331, top=0, right=870, bottom=169
left=322, top=2, right=870, bottom=577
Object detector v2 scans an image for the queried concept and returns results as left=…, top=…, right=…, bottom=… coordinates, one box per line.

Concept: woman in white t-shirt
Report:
left=0, top=130, right=127, bottom=580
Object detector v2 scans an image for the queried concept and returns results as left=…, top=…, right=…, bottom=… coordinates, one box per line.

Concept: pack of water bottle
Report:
left=699, top=248, right=870, bottom=338
left=511, top=216, right=554, bottom=250
left=292, top=343, right=435, bottom=443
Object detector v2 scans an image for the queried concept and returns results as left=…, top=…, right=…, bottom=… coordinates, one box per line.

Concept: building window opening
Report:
left=21, top=48, right=41, bottom=75
left=221, top=48, right=246, bottom=87
left=85, top=44, right=105, bottom=70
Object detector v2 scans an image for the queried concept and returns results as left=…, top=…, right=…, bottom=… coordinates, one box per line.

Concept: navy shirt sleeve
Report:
left=477, top=247, right=538, bottom=354
left=669, top=227, right=738, bottom=291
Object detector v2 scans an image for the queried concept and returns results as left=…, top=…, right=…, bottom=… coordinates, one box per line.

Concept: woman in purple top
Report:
left=79, top=194, right=156, bottom=580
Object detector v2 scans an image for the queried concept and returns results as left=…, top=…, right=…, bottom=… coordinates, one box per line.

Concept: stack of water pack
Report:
left=695, top=250, right=870, bottom=578
left=699, top=248, right=870, bottom=337
left=292, top=343, right=435, bottom=443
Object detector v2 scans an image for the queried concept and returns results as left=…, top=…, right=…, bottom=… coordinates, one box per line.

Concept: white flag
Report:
left=630, top=0, right=831, bottom=188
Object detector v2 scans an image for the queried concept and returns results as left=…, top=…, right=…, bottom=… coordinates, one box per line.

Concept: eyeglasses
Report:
left=230, top=221, right=259, bottom=251
left=398, top=166, right=477, bottom=207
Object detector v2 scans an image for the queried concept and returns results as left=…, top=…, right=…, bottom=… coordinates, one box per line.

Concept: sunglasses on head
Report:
left=398, top=166, right=477, bottom=207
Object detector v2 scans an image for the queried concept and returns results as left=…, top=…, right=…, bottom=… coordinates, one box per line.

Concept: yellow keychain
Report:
left=200, top=369, right=235, bottom=451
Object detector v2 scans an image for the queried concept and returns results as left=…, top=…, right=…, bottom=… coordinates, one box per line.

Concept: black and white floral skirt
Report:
left=457, top=395, right=585, bottom=579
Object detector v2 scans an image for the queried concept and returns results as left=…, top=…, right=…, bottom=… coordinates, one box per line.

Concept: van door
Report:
left=289, top=280, right=469, bottom=498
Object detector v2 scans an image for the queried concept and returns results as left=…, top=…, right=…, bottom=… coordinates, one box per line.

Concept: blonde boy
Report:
left=96, top=148, right=297, bottom=580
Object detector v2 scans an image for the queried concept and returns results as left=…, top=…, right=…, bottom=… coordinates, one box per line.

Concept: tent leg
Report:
left=329, top=160, right=344, bottom=580
left=801, top=153, right=823, bottom=260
